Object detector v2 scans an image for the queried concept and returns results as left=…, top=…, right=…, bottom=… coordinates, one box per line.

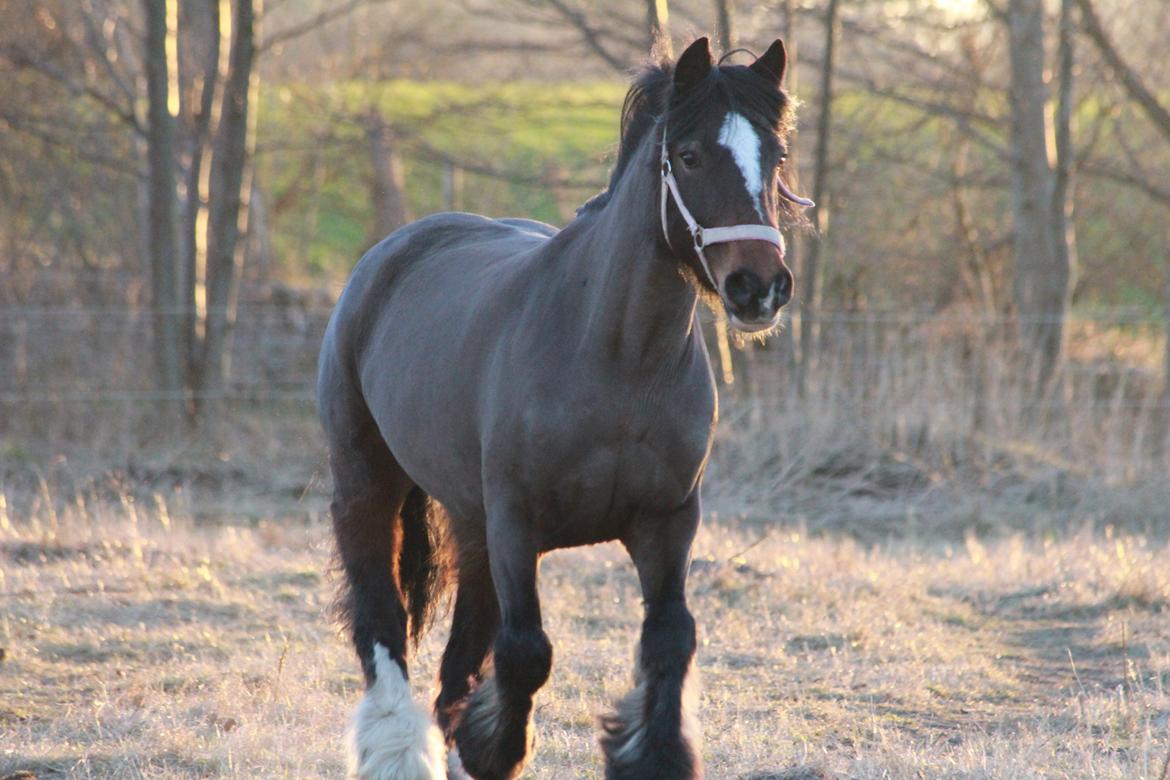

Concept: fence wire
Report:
left=0, top=303, right=1166, bottom=407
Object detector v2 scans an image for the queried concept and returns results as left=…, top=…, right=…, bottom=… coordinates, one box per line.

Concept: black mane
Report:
left=579, top=54, right=794, bottom=216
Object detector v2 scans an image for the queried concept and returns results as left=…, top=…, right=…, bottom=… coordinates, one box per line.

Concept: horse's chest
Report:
left=527, top=404, right=710, bottom=545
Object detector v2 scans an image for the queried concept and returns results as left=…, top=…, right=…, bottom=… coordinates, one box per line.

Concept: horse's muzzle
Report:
left=723, top=267, right=793, bottom=330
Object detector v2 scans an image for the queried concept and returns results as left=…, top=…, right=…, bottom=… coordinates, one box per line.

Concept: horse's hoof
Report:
left=451, top=677, right=534, bottom=780
left=600, top=682, right=700, bottom=780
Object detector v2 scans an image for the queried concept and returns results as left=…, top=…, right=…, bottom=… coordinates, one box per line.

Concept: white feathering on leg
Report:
left=348, top=643, right=447, bottom=780
left=680, top=658, right=702, bottom=757
left=605, top=643, right=702, bottom=769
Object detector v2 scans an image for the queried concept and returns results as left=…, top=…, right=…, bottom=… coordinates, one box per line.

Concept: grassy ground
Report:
left=2, top=476, right=1168, bottom=780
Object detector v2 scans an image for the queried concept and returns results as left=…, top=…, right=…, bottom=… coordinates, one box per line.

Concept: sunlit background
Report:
left=1, top=1, right=1168, bottom=778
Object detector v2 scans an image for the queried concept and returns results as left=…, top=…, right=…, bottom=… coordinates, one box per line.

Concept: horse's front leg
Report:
left=602, top=496, right=702, bottom=780
left=452, top=505, right=552, bottom=780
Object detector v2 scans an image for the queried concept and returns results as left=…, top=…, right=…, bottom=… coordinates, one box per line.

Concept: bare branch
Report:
left=0, top=111, right=141, bottom=179
left=1081, top=162, right=1170, bottom=208
left=1076, top=0, right=1170, bottom=143
left=260, top=0, right=395, bottom=53
left=834, top=65, right=1009, bottom=161
left=539, top=0, right=628, bottom=73
left=0, top=44, right=145, bottom=138
left=79, top=0, right=139, bottom=108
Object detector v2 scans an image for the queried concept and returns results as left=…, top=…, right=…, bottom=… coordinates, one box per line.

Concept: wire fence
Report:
left=1, top=298, right=1166, bottom=482
left=0, top=302, right=1165, bottom=404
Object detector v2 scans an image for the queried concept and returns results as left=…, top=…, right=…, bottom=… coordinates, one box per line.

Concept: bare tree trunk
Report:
left=365, top=107, right=410, bottom=242
left=178, top=0, right=224, bottom=395
left=777, top=0, right=799, bottom=386
left=441, top=161, right=463, bottom=212
left=198, top=0, right=259, bottom=408
left=1162, top=262, right=1170, bottom=458
left=1007, top=0, right=1068, bottom=392
left=142, top=0, right=183, bottom=417
left=1051, top=0, right=1078, bottom=342
left=798, top=0, right=839, bottom=396
left=950, top=137, right=997, bottom=313
left=714, top=0, right=735, bottom=51
left=247, top=176, right=272, bottom=285
left=646, top=0, right=669, bottom=55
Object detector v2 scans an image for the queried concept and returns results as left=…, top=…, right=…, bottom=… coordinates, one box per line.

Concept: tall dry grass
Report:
left=1, top=299, right=1167, bottom=538
left=705, top=310, right=1169, bottom=538
left=1, top=477, right=1168, bottom=778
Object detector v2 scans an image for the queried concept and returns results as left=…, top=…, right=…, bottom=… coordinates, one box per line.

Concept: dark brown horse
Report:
left=317, top=37, right=811, bottom=780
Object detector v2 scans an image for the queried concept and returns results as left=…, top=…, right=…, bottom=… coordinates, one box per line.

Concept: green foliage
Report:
left=256, top=80, right=625, bottom=279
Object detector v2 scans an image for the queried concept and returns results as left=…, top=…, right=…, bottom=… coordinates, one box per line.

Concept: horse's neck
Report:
left=555, top=141, right=699, bottom=367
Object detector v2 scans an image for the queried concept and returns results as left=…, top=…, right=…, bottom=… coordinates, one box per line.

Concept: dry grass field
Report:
left=2, top=462, right=1168, bottom=780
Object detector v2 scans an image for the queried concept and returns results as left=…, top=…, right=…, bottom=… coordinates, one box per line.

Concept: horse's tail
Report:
left=399, top=485, right=451, bottom=643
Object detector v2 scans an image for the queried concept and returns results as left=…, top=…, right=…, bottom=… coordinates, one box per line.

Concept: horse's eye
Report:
left=678, top=150, right=699, bottom=169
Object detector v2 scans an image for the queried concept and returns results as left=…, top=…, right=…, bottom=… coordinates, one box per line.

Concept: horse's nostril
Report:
left=774, top=270, right=793, bottom=306
left=724, top=270, right=763, bottom=308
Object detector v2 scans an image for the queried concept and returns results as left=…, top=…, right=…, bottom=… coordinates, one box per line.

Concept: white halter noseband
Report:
left=659, top=125, right=813, bottom=289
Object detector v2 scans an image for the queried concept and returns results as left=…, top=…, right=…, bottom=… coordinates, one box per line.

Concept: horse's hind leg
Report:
left=327, top=422, right=445, bottom=779
left=452, top=504, right=552, bottom=780
left=434, top=544, right=500, bottom=776
left=435, top=544, right=500, bottom=735
left=601, top=497, right=702, bottom=780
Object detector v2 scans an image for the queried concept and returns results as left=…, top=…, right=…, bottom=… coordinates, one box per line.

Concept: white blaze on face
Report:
left=717, top=112, right=765, bottom=220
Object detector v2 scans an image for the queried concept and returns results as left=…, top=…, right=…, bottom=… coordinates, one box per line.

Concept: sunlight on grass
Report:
left=1, top=484, right=1168, bottom=778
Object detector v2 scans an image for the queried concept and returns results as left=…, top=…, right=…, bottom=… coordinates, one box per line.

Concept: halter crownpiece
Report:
left=658, top=125, right=814, bottom=289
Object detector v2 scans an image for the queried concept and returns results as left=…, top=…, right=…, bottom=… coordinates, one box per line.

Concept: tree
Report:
left=177, top=0, right=224, bottom=388
left=197, top=0, right=259, bottom=405
left=714, top=0, right=735, bottom=50
left=798, top=0, right=840, bottom=394
left=646, top=0, right=670, bottom=53
left=365, top=107, right=411, bottom=242
left=1006, top=0, right=1074, bottom=393
left=1076, top=0, right=1170, bottom=448
left=142, top=0, right=183, bottom=417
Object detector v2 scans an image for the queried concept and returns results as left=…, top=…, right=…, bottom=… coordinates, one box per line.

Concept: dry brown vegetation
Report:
left=4, top=1, right=1170, bottom=777
left=1, top=441, right=1168, bottom=779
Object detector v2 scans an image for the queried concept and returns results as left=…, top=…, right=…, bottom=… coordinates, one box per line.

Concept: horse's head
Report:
left=661, top=37, right=811, bottom=334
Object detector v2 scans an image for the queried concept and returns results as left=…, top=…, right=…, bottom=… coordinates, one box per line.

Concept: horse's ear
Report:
left=674, top=37, right=713, bottom=93
left=750, top=39, right=787, bottom=85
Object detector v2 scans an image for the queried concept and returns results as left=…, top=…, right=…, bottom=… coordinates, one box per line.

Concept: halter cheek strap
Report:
left=659, top=126, right=810, bottom=290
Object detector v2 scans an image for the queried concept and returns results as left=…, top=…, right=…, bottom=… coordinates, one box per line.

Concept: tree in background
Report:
left=4, top=0, right=1170, bottom=447
left=797, top=0, right=840, bottom=395
left=1005, top=0, right=1076, bottom=395
left=1076, top=0, right=1170, bottom=448
left=198, top=0, right=259, bottom=408
left=142, top=0, right=183, bottom=417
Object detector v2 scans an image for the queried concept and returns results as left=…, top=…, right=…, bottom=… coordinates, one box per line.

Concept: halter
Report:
left=659, top=125, right=813, bottom=289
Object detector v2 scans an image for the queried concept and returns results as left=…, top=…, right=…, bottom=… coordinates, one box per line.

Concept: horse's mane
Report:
left=579, top=54, right=794, bottom=216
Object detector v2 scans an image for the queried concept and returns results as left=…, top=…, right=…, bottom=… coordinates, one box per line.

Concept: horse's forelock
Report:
left=580, top=51, right=794, bottom=217
left=666, top=64, right=790, bottom=143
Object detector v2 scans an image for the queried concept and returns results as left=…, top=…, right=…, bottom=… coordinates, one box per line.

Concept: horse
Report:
left=316, top=36, right=812, bottom=780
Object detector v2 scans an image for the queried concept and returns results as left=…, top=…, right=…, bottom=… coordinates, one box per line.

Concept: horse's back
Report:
left=320, top=212, right=552, bottom=369
left=358, top=212, right=553, bottom=290
left=317, top=212, right=556, bottom=516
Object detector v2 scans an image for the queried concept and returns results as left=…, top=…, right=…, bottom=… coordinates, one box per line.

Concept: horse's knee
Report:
left=494, top=626, right=553, bottom=698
